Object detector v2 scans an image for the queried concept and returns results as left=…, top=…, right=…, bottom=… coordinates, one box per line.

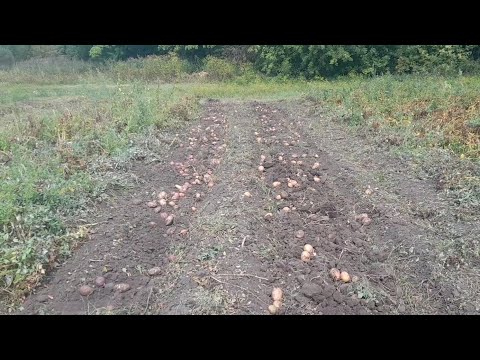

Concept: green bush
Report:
left=142, top=54, right=189, bottom=81
left=203, top=56, right=237, bottom=81
left=0, top=47, right=14, bottom=69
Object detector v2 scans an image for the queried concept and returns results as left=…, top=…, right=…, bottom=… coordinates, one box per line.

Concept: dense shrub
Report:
left=0, top=47, right=15, bottom=69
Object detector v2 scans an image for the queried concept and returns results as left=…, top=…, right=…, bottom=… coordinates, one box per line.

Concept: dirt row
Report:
left=19, top=99, right=480, bottom=314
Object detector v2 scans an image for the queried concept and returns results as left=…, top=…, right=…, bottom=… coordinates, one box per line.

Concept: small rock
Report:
left=147, top=267, right=162, bottom=276
left=133, top=199, right=143, bottom=205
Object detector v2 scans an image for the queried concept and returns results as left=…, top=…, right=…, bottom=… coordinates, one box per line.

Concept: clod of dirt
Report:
left=352, top=275, right=359, bottom=283
left=160, top=212, right=168, bottom=220
left=313, top=176, right=321, bottom=182
left=165, top=215, right=174, bottom=226
left=147, top=201, right=158, bottom=208
left=191, top=207, right=197, bottom=212
left=300, top=282, right=323, bottom=299
left=167, top=255, right=177, bottom=262
left=79, top=285, right=94, bottom=296
left=133, top=199, right=143, bottom=205
left=147, top=267, right=162, bottom=276
left=280, top=190, right=289, bottom=199
left=114, top=283, right=131, bottom=293
left=37, top=295, right=49, bottom=303
left=296, top=230, right=305, bottom=239
left=149, top=222, right=156, bottom=227
left=365, top=188, right=373, bottom=195
left=312, top=162, right=320, bottom=169
left=95, top=276, right=106, bottom=287
left=244, top=191, right=252, bottom=197
left=166, top=227, right=176, bottom=235
left=179, top=229, right=189, bottom=236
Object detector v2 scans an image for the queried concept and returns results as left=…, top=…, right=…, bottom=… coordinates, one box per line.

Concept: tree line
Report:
left=1, top=45, right=480, bottom=78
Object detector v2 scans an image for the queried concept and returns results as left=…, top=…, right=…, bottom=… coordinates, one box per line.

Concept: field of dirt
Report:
left=19, top=99, right=480, bottom=315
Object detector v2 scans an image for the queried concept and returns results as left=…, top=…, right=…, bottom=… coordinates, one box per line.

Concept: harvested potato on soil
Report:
left=114, top=283, right=131, bottom=293
left=244, top=191, right=252, bottom=197
left=158, top=191, right=167, bottom=199
left=165, top=215, right=174, bottom=226
left=147, top=201, right=158, bottom=208
left=330, top=268, right=341, bottom=281
left=304, top=244, right=314, bottom=254
left=79, top=285, right=94, bottom=296
left=95, top=276, right=106, bottom=287
left=273, top=300, right=282, bottom=309
left=264, top=213, right=273, bottom=221
left=147, top=267, right=162, bottom=276
left=268, top=304, right=278, bottom=315
left=365, top=188, right=373, bottom=195
left=296, top=230, right=305, bottom=239
left=258, top=166, right=265, bottom=172
left=301, top=251, right=311, bottom=262
left=312, top=162, right=320, bottom=169
left=272, top=287, right=283, bottom=301
left=272, top=181, right=281, bottom=188
left=340, top=271, right=351, bottom=283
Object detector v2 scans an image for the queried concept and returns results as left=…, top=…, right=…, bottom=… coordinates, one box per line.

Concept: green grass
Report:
left=1, top=66, right=480, bottom=300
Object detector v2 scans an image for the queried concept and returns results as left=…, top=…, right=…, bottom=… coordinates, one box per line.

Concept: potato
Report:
left=301, top=251, right=311, bottom=262
left=79, top=285, right=94, bottom=296
left=272, top=181, right=281, bottom=188
left=275, top=194, right=282, bottom=200
left=147, top=267, right=162, bottom=276
left=244, top=191, right=252, bottom=197
left=160, top=212, right=168, bottom=220
left=314, top=176, right=321, bottom=182
left=147, top=201, right=158, bottom=208
left=272, top=287, right=283, bottom=301
left=95, top=277, right=106, bottom=287
left=264, top=213, right=273, bottom=221
left=304, top=244, right=314, bottom=254
left=114, top=283, right=131, bottom=293
left=273, top=300, right=283, bottom=309
left=296, top=230, right=305, bottom=239
left=312, top=162, right=320, bottom=169
left=330, top=268, right=341, bottom=281
left=165, top=215, right=174, bottom=226
left=340, top=271, right=351, bottom=283
left=159, top=199, right=167, bottom=206
left=158, top=191, right=167, bottom=200
left=268, top=304, right=278, bottom=315
left=258, top=166, right=265, bottom=172
left=179, top=229, right=189, bottom=236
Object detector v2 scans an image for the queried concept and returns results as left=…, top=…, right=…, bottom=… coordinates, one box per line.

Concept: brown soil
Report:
left=18, top=99, right=480, bottom=315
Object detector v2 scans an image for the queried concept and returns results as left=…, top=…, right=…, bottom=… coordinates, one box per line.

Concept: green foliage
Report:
left=203, top=56, right=237, bottom=81
left=0, top=47, right=15, bottom=69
